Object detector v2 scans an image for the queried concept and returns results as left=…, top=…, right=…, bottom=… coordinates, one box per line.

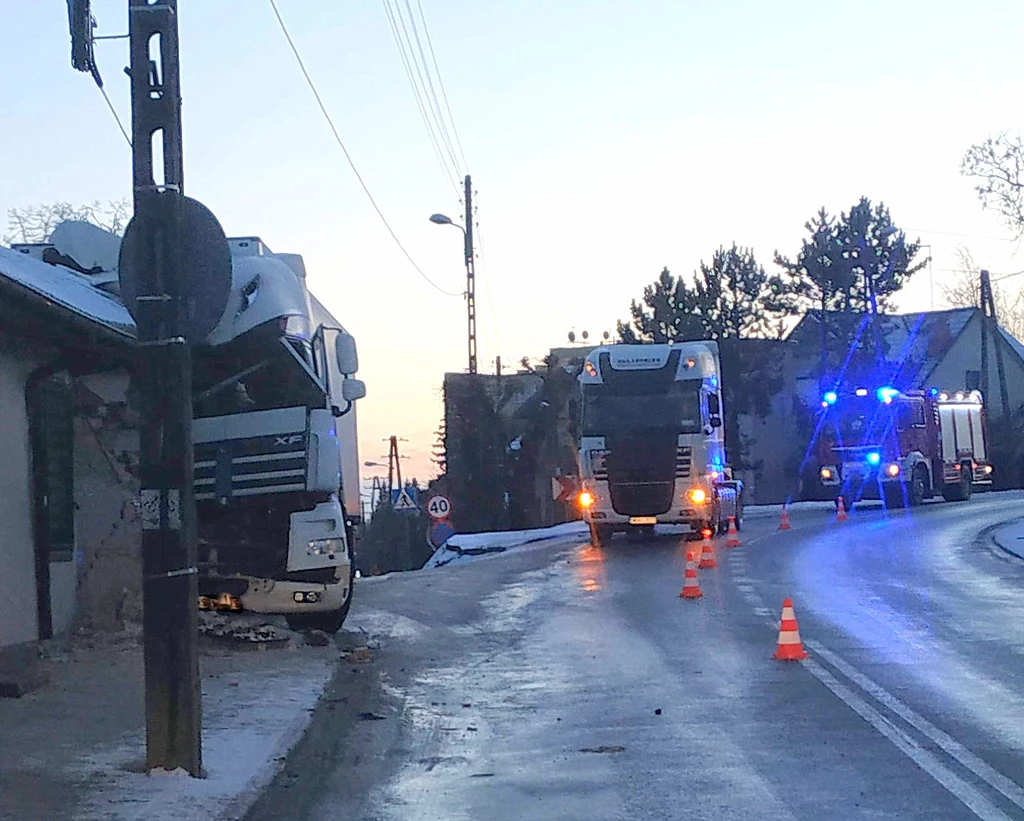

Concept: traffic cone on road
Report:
left=779, top=505, right=792, bottom=531
left=836, top=496, right=849, bottom=522
left=679, top=550, right=702, bottom=599
left=725, top=516, right=741, bottom=548
left=698, top=529, right=718, bottom=569
left=772, top=598, right=809, bottom=661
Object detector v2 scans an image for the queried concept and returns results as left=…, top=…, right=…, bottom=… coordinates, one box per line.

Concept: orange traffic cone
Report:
left=698, top=530, right=717, bottom=569
left=725, top=516, right=741, bottom=547
left=679, top=550, right=702, bottom=599
left=836, top=496, right=849, bottom=522
left=779, top=505, right=792, bottom=531
left=773, top=597, right=809, bottom=660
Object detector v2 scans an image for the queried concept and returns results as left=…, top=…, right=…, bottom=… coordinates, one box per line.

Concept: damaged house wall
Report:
left=72, top=372, right=141, bottom=632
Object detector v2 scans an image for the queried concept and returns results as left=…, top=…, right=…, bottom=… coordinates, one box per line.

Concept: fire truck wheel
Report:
left=942, top=466, right=972, bottom=502
left=909, top=467, right=927, bottom=506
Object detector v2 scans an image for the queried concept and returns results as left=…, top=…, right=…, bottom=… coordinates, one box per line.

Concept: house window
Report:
left=31, top=375, right=75, bottom=563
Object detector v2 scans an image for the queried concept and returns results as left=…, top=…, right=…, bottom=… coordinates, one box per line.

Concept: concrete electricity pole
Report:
left=463, top=175, right=477, bottom=375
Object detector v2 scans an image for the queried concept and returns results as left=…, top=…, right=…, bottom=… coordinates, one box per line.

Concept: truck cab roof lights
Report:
left=584, top=361, right=598, bottom=377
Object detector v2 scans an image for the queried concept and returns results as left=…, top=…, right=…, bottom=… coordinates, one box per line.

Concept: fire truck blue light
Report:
left=867, top=451, right=881, bottom=466
left=823, top=391, right=838, bottom=405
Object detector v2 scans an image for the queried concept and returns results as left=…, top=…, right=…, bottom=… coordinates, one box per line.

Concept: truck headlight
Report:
left=307, top=538, right=344, bottom=558
left=820, top=467, right=833, bottom=480
left=578, top=490, right=595, bottom=508
left=688, top=488, right=707, bottom=505
left=887, top=463, right=900, bottom=477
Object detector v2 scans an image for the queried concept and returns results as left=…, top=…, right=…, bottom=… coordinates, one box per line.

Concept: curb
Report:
left=216, top=656, right=343, bottom=821
left=987, top=516, right=1024, bottom=563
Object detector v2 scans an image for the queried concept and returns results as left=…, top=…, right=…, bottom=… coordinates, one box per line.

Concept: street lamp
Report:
left=430, top=204, right=477, bottom=374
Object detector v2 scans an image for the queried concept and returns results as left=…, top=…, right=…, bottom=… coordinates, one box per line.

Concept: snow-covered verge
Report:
left=992, top=519, right=1024, bottom=561
left=426, top=521, right=588, bottom=568
left=66, top=652, right=334, bottom=821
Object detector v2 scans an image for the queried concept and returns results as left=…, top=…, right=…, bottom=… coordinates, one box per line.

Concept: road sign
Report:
left=391, top=485, right=418, bottom=506
left=552, top=475, right=578, bottom=503
left=392, top=488, right=419, bottom=512
left=119, top=194, right=232, bottom=343
left=428, top=519, right=455, bottom=549
left=426, top=494, right=452, bottom=520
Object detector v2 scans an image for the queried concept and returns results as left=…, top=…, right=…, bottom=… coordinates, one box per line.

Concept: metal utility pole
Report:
left=464, top=175, right=477, bottom=374
left=980, top=269, right=1012, bottom=419
left=126, top=0, right=202, bottom=776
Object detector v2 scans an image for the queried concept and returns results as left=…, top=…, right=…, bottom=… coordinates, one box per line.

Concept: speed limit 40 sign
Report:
left=426, top=494, right=452, bottom=520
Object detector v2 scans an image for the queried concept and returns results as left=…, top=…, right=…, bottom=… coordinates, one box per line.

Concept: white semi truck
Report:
left=577, top=341, right=742, bottom=543
left=190, top=237, right=364, bottom=632
left=11, top=227, right=365, bottom=633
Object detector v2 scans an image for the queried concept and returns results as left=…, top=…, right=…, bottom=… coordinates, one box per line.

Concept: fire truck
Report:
left=816, top=386, right=993, bottom=510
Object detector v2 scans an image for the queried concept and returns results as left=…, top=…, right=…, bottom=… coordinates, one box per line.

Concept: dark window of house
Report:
left=32, top=375, right=75, bottom=563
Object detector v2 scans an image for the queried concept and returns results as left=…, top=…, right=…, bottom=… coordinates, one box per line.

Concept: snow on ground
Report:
left=68, top=653, right=335, bottom=821
left=992, top=518, right=1024, bottom=561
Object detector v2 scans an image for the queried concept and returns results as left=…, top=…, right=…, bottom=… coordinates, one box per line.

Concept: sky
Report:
left=2, top=1, right=1024, bottom=497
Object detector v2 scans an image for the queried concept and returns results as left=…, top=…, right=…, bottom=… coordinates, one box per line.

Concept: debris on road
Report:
left=580, top=745, right=625, bottom=754
left=360, top=711, right=387, bottom=721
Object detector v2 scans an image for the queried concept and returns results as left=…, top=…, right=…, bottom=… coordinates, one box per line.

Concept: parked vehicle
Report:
left=816, top=386, right=992, bottom=510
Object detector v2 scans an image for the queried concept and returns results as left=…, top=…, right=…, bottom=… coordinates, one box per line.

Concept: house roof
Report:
left=0, top=245, right=135, bottom=341
left=786, top=307, right=992, bottom=388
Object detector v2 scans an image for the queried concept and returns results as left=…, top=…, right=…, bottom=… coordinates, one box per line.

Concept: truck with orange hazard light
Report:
left=576, top=341, right=743, bottom=543
left=815, top=386, right=992, bottom=510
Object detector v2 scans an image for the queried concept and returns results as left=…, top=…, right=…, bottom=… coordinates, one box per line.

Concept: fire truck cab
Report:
left=817, top=387, right=993, bottom=510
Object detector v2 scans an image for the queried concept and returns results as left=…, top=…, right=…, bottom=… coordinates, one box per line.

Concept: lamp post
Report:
left=430, top=175, right=476, bottom=373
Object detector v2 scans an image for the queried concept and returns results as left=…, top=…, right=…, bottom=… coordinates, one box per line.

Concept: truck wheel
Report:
left=941, top=468, right=972, bottom=502
left=909, top=467, right=927, bottom=507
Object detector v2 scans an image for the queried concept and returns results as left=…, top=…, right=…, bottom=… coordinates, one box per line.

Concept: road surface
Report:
left=249, top=491, right=1024, bottom=821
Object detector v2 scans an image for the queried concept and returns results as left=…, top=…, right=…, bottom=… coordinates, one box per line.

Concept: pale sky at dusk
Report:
left=2, top=1, right=1024, bottom=489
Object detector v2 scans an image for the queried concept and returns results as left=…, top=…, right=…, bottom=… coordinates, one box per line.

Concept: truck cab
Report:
left=577, top=342, right=742, bottom=543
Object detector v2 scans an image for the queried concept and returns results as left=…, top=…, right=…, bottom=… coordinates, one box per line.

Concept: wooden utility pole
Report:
left=464, top=175, right=477, bottom=374
left=126, top=0, right=202, bottom=775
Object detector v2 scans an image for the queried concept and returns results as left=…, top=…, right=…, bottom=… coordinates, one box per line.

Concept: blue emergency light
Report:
left=877, top=386, right=899, bottom=404
left=866, top=451, right=881, bottom=466
left=823, top=391, right=838, bottom=405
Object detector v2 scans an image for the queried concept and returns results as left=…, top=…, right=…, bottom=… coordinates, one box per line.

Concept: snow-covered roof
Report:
left=0, top=245, right=136, bottom=338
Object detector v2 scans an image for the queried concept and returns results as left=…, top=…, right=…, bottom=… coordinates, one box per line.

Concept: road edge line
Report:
left=806, top=639, right=1024, bottom=813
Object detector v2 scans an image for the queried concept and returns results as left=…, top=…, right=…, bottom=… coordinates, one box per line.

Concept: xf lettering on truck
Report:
left=274, top=434, right=304, bottom=447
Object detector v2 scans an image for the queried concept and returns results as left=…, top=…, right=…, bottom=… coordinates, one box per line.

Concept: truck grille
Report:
left=675, top=446, right=692, bottom=479
left=605, top=432, right=677, bottom=516
left=608, top=481, right=675, bottom=516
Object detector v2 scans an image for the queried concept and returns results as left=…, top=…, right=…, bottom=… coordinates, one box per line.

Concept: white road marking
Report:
left=807, top=640, right=1024, bottom=814
left=799, top=655, right=1014, bottom=821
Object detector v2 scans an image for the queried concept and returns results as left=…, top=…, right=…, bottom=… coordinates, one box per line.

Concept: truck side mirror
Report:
left=341, top=379, right=366, bottom=402
left=708, top=392, right=722, bottom=428
left=335, top=333, right=359, bottom=375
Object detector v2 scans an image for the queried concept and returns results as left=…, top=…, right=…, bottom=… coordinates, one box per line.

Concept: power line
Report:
left=98, top=83, right=131, bottom=147
left=268, top=0, right=461, bottom=297
left=414, top=0, right=469, bottom=172
left=381, top=0, right=460, bottom=198
left=384, top=0, right=461, bottom=179
left=401, top=0, right=460, bottom=173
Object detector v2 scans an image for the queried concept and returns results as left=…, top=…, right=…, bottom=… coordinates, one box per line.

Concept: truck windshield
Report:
left=829, top=399, right=893, bottom=444
left=582, top=382, right=702, bottom=435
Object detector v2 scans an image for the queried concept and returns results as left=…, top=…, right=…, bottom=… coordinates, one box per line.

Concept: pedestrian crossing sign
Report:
left=393, top=488, right=419, bottom=512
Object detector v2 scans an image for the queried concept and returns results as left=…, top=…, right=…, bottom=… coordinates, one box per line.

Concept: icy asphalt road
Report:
left=248, top=491, right=1024, bottom=821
